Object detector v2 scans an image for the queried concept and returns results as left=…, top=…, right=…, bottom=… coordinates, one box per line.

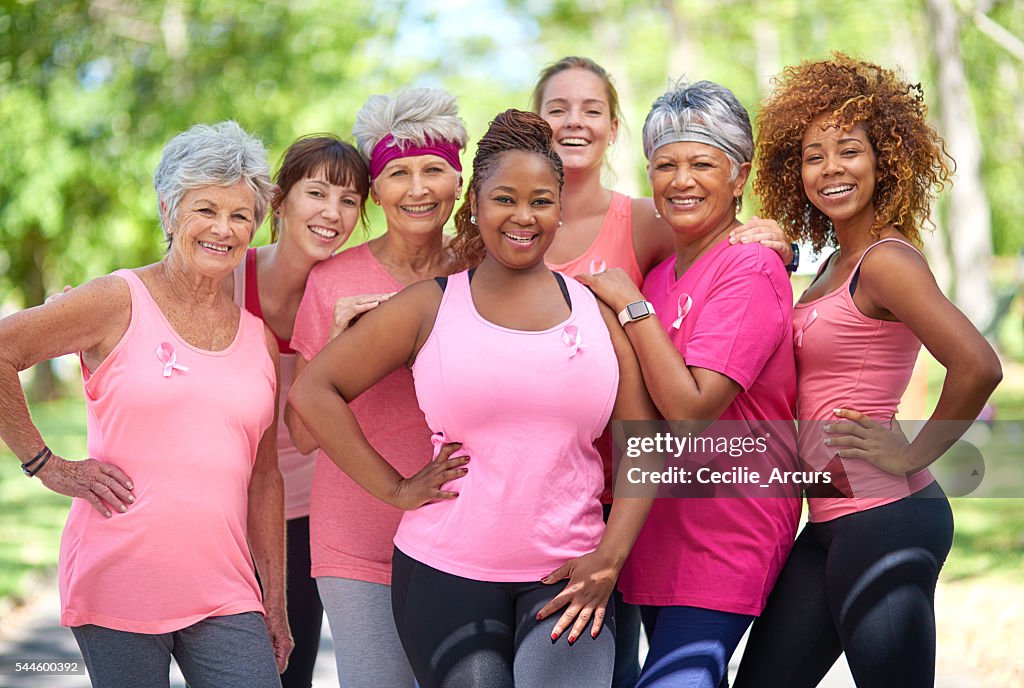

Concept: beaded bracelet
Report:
left=22, top=446, right=53, bottom=477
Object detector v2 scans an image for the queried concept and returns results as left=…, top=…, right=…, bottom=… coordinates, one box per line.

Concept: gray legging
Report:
left=71, top=611, right=280, bottom=688
left=316, top=576, right=416, bottom=688
left=391, top=547, right=616, bottom=688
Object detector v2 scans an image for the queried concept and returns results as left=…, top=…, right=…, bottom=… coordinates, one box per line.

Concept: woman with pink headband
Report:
left=285, top=87, right=465, bottom=688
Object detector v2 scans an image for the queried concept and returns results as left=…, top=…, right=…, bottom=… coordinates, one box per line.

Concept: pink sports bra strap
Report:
left=849, top=237, right=924, bottom=284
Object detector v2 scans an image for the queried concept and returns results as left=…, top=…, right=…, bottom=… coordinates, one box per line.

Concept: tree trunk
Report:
left=20, top=225, right=64, bottom=401
left=890, top=9, right=953, bottom=292
left=662, top=0, right=701, bottom=80
left=596, top=17, right=642, bottom=196
left=925, top=0, right=996, bottom=330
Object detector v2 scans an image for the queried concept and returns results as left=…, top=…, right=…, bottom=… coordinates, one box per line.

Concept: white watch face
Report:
left=626, top=302, right=651, bottom=319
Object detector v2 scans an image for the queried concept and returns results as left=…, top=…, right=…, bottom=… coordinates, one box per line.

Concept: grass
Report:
left=0, top=396, right=82, bottom=602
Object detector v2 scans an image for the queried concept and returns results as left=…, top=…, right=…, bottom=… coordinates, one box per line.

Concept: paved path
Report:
left=0, top=583, right=985, bottom=687
left=0, top=583, right=340, bottom=688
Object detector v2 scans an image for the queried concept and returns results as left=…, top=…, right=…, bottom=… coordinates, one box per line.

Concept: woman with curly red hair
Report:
left=734, top=53, right=1002, bottom=687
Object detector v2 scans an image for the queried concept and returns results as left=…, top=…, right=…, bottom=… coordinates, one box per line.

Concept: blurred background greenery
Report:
left=1, top=0, right=1022, bottom=682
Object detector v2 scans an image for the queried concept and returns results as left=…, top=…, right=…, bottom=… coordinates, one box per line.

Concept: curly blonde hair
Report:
left=754, top=53, right=953, bottom=251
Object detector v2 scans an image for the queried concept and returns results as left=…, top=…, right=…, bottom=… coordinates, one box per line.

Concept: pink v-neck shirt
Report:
left=60, top=269, right=275, bottom=633
left=396, top=270, right=619, bottom=582
left=793, top=238, right=934, bottom=523
left=291, top=243, right=433, bottom=585
left=618, top=239, right=801, bottom=615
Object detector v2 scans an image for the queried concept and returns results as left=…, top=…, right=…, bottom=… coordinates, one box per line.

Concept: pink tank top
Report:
left=545, top=192, right=641, bottom=504
left=395, top=270, right=619, bottom=582
left=545, top=192, right=643, bottom=286
left=233, top=249, right=316, bottom=520
left=60, top=269, right=275, bottom=633
left=793, top=238, right=934, bottom=522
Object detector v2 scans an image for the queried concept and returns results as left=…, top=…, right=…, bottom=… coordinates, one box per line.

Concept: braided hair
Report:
left=450, top=109, right=563, bottom=268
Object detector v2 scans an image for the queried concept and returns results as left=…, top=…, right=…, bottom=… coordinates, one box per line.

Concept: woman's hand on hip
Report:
left=536, top=550, right=619, bottom=644
left=391, top=442, right=469, bottom=510
left=824, top=408, right=915, bottom=475
left=35, top=455, right=135, bottom=517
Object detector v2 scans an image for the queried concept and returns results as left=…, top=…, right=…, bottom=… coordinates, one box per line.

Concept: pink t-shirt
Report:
left=396, top=270, right=618, bottom=581
left=545, top=192, right=643, bottom=286
left=291, top=243, right=433, bottom=585
left=233, top=249, right=316, bottom=520
left=60, top=269, right=275, bottom=633
left=618, top=239, right=801, bottom=615
left=794, top=238, right=934, bottom=523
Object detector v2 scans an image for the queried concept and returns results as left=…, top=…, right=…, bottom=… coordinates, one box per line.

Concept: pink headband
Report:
left=369, top=134, right=462, bottom=181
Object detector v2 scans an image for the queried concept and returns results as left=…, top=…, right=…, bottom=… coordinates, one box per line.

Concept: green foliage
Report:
left=0, top=0, right=1020, bottom=294
left=0, top=0, right=400, bottom=303
left=0, top=396, right=82, bottom=602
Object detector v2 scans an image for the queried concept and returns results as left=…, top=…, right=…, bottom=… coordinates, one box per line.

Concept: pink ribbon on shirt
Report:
left=794, top=309, right=818, bottom=348
left=155, top=342, right=189, bottom=377
left=562, top=325, right=585, bottom=359
left=671, top=293, right=693, bottom=330
left=589, top=258, right=607, bottom=274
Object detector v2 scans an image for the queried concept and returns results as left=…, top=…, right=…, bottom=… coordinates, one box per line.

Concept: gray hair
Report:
left=352, top=88, right=468, bottom=161
left=153, top=120, right=273, bottom=238
left=642, top=80, right=753, bottom=181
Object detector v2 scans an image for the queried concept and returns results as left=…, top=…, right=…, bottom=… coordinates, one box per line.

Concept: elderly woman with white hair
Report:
left=578, top=82, right=802, bottom=688
left=0, top=121, right=291, bottom=687
left=285, top=87, right=466, bottom=688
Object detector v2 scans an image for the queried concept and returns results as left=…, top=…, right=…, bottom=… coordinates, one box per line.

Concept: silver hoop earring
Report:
left=470, top=214, right=477, bottom=225
left=654, top=208, right=661, bottom=219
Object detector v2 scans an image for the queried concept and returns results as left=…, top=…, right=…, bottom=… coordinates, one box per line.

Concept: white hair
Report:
left=352, top=88, right=468, bottom=161
left=153, top=120, right=273, bottom=238
left=642, top=80, right=753, bottom=182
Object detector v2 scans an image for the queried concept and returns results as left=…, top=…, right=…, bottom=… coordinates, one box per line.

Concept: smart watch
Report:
left=785, top=242, right=800, bottom=274
left=617, top=301, right=656, bottom=327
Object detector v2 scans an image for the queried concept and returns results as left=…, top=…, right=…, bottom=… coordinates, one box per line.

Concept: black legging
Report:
left=734, top=481, right=953, bottom=688
left=391, top=547, right=616, bottom=688
left=280, top=516, right=324, bottom=688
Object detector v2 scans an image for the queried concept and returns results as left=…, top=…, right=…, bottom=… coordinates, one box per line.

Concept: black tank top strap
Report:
left=552, top=272, right=572, bottom=309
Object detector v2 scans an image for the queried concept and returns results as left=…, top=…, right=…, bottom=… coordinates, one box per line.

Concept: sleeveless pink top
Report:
left=233, top=249, right=316, bottom=520
left=396, top=270, right=619, bottom=582
left=545, top=191, right=641, bottom=504
left=793, top=238, right=934, bottom=523
left=545, top=192, right=643, bottom=286
left=60, top=269, right=275, bottom=633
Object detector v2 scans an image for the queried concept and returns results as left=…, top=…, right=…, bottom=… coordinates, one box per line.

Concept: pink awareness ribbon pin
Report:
left=562, top=325, right=585, bottom=359
left=794, top=309, right=818, bottom=348
left=589, top=258, right=607, bottom=274
left=671, top=293, right=693, bottom=330
left=155, top=342, right=189, bottom=377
